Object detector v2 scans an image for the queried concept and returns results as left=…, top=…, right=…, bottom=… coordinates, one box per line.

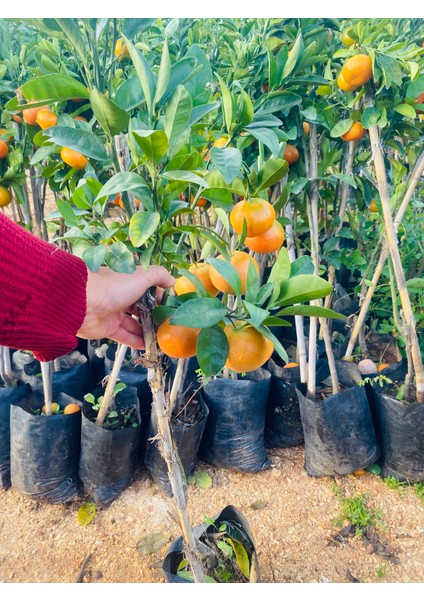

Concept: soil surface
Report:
left=1, top=444, right=424, bottom=586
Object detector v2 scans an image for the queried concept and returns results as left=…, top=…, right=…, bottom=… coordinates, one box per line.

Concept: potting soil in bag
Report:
left=0, top=382, right=31, bottom=489
left=144, top=393, right=209, bottom=496
left=369, top=389, right=424, bottom=483
left=200, top=368, right=271, bottom=473
left=79, top=385, right=141, bottom=507
left=10, top=391, right=82, bottom=503
left=296, top=384, right=379, bottom=477
left=264, top=359, right=304, bottom=448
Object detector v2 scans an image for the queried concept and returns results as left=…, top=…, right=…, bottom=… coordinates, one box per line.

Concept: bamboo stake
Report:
left=364, top=93, right=424, bottom=403
left=137, top=292, right=205, bottom=582
left=344, top=150, right=424, bottom=361
left=41, top=361, right=53, bottom=415
left=307, top=124, right=340, bottom=397
left=95, top=343, right=127, bottom=426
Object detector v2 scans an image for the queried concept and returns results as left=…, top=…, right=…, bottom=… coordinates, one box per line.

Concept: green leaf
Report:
left=129, top=211, right=160, bottom=247
left=393, top=103, right=416, bottom=119
left=243, top=301, right=270, bottom=327
left=77, top=501, right=97, bottom=526
left=248, top=127, right=280, bottom=157
left=190, top=102, right=220, bottom=126
left=197, top=325, right=229, bottom=376
left=254, top=324, right=288, bottom=364
left=262, top=316, right=291, bottom=327
left=170, top=297, right=227, bottom=329
left=43, top=126, right=107, bottom=161
left=276, top=306, right=346, bottom=319
left=89, top=88, right=129, bottom=136
left=238, top=88, right=254, bottom=126
left=362, top=107, right=381, bottom=129
left=276, top=275, right=332, bottom=306
left=96, top=172, right=152, bottom=208
left=245, top=259, right=260, bottom=303
left=184, top=44, right=213, bottom=106
left=56, top=198, right=79, bottom=227
left=282, top=31, right=303, bottom=79
left=207, top=257, right=241, bottom=296
left=164, top=85, right=192, bottom=150
left=123, top=18, right=156, bottom=38
left=123, top=36, right=155, bottom=115
left=56, top=18, right=87, bottom=65
left=268, top=247, right=291, bottom=283
left=256, top=92, right=302, bottom=116
left=210, top=147, right=242, bottom=183
left=161, top=170, right=209, bottom=188
left=115, top=77, right=145, bottom=111
left=205, top=170, right=246, bottom=196
left=132, top=130, right=169, bottom=165
left=229, top=539, right=250, bottom=579
left=20, top=74, right=89, bottom=103
left=255, top=157, right=288, bottom=193
left=159, top=57, right=197, bottom=106
left=105, top=241, right=136, bottom=273
left=82, top=245, right=106, bottom=272
left=189, top=470, right=213, bottom=490
left=216, top=72, right=233, bottom=133
left=176, top=268, right=207, bottom=296
left=406, top=278, right=424, bottom=290
left=330, top=118, right=354, bottom=138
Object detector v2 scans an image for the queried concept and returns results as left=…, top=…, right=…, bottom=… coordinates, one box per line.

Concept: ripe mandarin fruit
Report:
left=190, top=194, right=208, bottom=208
left=35, top=108, right=57, bottom=130
left=209, top=250, right=259, bottom=295
left=41, top=402, right=60, bottom=414
left=202, top=135, right=229, bottom=160
left=175, top=263, right=219, bottom=297
left=0, top=185, right=12, bottom=207
left=283, top=144, right=300, bottom=165
left=337, top=71, right=356, bottom=92
left=340, top=54, right=373, bottom=90
left=60, top=147, right=88, bottom=170
left=302, top=121, right=310, bottom=135
left=12, top=113, right=22, bottom=124
left=369, top=199, right=378, bottom=213
left=115, top=38, right=130, bottom=59
left=377, top=363, right=389, bottom=372
left=74, top=115, right=88, bottom=122
left=22, top=105, right=49, bottom=126
left=156, top=318, right=200, bottom=359
left=415, top=91, right=424, bottom=114
left=0, top=128, right=13, bottom=141
left=0, top=139, right=8, bottom=159
left=230, top=197, right=276, bottom=237
left=283, top=362, right=299, bottom=368
left=224, top=322, right=274, bottom=373
left=244, top=220, right=285, bottom=254
left=64, top=403, right=81, bottom=414
left=341, top=121, right=367, bottom=142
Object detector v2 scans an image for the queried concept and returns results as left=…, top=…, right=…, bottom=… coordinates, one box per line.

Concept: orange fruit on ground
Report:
left=0, top=140, right=8, bottom=159
left=341, top=121, right=367, bottom=142
left=12, top=113, right=22, bottom=124
left=0, top=185, right=12, bottom=207
left=283, top=362, right=299, bottom=368
left=41, top=402, right=60, bottom=414
left=35, top=108, right=57, bottom=130
left=175, top=263, right=219, bottom=297
left=22, top=105, right=49, bottom=126
left=230, top=197, right=276, bottom=237
left=60, top=147, right=88, bottom=170
left=377, top=363, right=390, bottom=372
left=209, top=250, right=259, bottom=295
left=340, top=54, right=373, bottom=90
left=244, top=220, right=285, bottom=254
left=337, top=71, right=356, bottom=92
left=115, top=38, right=130, bottom=59
left=156, top=318, right=201, bottom=359
left=302, top=122, right=310, bottom=135
left=64, top=403, right=81, bottom=414
left=224, top=322, right=274, bottom=373
left=369, top=199, right=378, bottom=213
left=283, top=144, right=300, bottom=165
left=353, top=469, right=366, bottom=476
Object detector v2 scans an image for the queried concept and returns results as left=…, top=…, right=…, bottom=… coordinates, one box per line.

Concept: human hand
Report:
left=77, top=265, right=175, bottom=349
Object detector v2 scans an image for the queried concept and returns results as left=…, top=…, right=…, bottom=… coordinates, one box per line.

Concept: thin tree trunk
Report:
left=41, top=361, right=53, bottom=415
left=95, top=343, right=127, bottom=426
left=364, top=94, right=424, bottom=403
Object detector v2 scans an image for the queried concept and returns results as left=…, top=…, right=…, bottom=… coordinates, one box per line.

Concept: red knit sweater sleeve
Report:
left=0, top=213, right=88, bottom=362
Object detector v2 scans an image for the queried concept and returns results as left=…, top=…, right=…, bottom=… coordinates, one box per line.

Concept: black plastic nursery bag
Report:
left=0, top=382, right=31, bottom=489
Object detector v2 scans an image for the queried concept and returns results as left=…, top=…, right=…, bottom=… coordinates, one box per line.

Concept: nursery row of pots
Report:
left=1, top=340, right=423, bottom=510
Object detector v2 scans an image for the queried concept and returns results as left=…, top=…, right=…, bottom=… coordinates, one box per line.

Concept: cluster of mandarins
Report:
left=337, top=54, right=373, bottom=142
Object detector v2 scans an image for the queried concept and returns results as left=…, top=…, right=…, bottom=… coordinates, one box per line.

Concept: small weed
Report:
left=333, top=491, right=383, bottom=535
left=376, top=562, right=388, bottom=579
left=414, top=483, right=424, bottom=504
left=383, top=476, right=409, bottom=495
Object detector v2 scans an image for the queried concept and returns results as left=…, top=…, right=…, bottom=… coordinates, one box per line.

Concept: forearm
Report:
left=0, top=213, right=88, bottom=362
